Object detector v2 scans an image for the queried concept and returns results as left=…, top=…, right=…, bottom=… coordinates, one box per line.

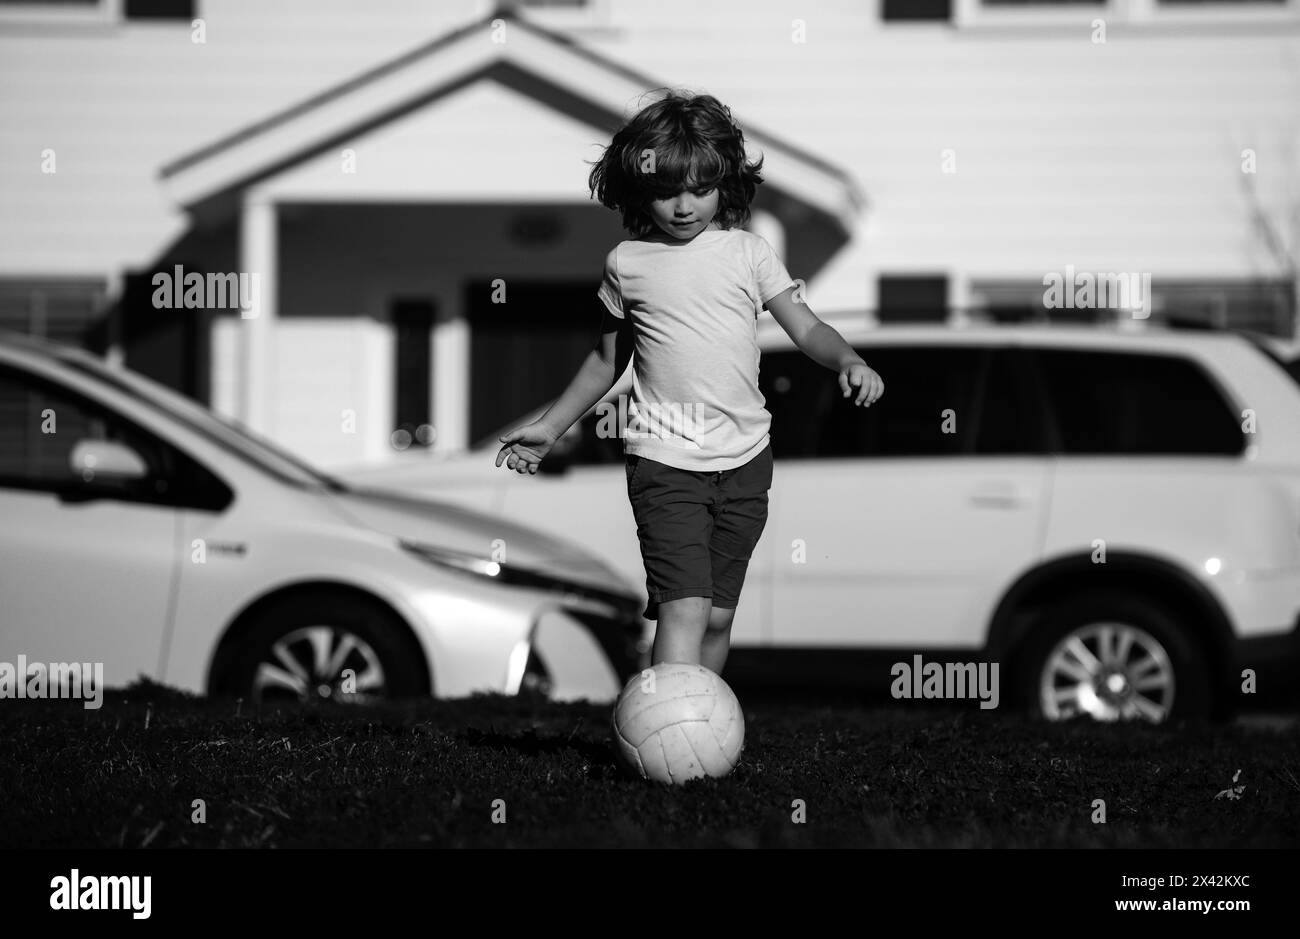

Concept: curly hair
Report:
left=587, top=89, right=765, bottom=237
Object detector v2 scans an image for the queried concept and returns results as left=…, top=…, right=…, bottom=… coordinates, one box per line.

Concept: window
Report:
left=123, top=0, right=193, bottom=18
left=0, top=365, right=231, bottom=509
left=878, top=276, right=948, bottom=324
left=956, top=0, right=1297, bottom=27
left=974, top=348, right=1050, bottom=454
left=968, top=279, right=1124, bottom=324
left=0, top=0, right=193, bottom=24
left=1029, top=349, right=1244, bottom=454
left=882, top=0, right=952, bottom=21
left=968, top=281, right=1050, bottom=324
left=0, top=279, right=107, bottom=348
left=954, top=0, right=1111, bottom=27
left=0, top=0, right=103, bottom=6
left=1154, top=281, right=1294, bottom=337
left=760, top=345, right=989, bottom=458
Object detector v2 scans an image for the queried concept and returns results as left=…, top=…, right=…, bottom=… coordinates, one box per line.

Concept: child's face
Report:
left=647, top=186, right=720, bottom=240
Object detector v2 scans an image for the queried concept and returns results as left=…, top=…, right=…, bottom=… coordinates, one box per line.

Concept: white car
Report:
left=0, top=332, right=644, bottom=705
left=339, top=321, right=1300, bottom=723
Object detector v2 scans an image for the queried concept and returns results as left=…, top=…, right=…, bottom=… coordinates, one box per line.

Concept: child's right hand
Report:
left=495, top=422, right=560, bottom=475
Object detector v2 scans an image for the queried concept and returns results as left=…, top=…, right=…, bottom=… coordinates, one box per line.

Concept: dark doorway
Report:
left=391, top=298, right=435, bottom=449
left=466, top=280, right=598, bottom=446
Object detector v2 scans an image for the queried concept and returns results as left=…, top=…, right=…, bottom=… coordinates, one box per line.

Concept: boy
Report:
left=495, top=92, right=883, bottom=673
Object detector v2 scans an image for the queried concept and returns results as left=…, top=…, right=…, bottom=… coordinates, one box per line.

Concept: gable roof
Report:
left=159, top=4, right=864, bottom=235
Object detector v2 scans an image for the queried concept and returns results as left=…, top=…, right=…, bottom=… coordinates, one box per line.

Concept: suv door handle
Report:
left=968, top=481, right=1033, bottom=508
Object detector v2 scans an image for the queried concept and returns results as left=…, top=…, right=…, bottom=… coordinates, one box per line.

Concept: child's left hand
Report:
left=840, top=362, right=883, bottom=406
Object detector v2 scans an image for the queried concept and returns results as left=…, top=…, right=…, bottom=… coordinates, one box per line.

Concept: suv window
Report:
left=974, top=347, right=1050, bottom=455
left=0, top=365, right=233, bottom=509
left=1030, top=349, right=1244, bottom=455
left=760, top=346, right=1014, bottom=458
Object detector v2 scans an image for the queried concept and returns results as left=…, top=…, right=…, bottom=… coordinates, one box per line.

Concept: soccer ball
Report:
left=612, top=663, right=745, bottom=784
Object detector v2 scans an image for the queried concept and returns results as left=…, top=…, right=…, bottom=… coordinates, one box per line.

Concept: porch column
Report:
left=749, top=208, right=787, bottom=267
left=432, top=287, right=469, bottom=453
left=103, top=269, right=125, bottom=368
left=239, top=195, right=277, bottom=435
left=948, top=274, right=971, bottom=328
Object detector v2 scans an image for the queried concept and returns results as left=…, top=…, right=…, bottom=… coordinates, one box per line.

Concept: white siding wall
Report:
left=273, top=317, right=391, bottom=467
left=2, top=0, right=1296, bottom=287
left=0, top=1, right=488, bottom=274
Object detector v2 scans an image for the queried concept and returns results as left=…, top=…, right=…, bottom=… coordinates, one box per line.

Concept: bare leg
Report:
left=651, top=596, right=711, bottom=666
left=700, top=605, right=737, bottom=674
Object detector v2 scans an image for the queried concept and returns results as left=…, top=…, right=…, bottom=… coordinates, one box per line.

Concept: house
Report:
left=2, top=0, right=1297, bottom=469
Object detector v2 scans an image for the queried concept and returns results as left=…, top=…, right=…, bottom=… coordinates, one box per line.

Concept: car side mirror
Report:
left=69, top=438, right=149, bottom=482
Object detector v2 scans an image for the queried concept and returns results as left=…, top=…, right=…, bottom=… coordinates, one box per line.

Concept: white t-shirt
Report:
left=596, top=226, right=797, bottom=471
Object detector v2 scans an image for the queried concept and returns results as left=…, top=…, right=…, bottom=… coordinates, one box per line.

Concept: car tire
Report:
left=1016, top=589, right=1211, bottom=723
left=225, top=592, right=427, bottom=704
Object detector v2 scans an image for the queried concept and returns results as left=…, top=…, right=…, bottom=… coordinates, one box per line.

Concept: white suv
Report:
left=340, top=322, right=1300, bottom=723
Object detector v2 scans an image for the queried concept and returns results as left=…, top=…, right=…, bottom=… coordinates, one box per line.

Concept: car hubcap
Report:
left=1040, top=622, right=1174, bottom=723
left=252, top=626, right=386, bottom=703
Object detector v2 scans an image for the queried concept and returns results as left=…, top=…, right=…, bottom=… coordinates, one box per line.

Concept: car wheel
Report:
left=1017, top=590, right=1210, bottom=723
left=227, top=594, right=427, bottom=704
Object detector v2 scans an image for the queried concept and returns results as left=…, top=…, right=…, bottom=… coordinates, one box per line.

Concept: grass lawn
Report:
left=3, top=680, right=1296, bottom=849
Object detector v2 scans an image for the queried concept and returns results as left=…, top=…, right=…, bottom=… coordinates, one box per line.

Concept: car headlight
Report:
left=399, top=540, right=641, bottom=617
left=400, top=541, right=504, bottom=579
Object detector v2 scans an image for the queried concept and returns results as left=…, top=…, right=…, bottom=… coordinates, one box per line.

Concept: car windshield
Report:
left=59, top=354, right=348, bottom=491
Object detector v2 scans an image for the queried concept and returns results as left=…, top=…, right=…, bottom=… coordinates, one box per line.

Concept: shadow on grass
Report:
left=459, top=723, right=621, bottom=772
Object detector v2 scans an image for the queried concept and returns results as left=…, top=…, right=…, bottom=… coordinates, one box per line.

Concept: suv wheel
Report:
left=227, top=594, right=426, bottom=704
left=1017, top=590, right=1210, bottom=723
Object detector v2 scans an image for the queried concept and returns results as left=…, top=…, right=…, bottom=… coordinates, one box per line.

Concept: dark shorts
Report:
left=624, top=443, right=773, bottom=620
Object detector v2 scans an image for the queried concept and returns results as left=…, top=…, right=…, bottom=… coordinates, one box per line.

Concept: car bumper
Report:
left=1230, top=609, right=1300, bottom=705
left=522, top=592, right=643, bottom=703
left=395, top=571, right=641, bottom=702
